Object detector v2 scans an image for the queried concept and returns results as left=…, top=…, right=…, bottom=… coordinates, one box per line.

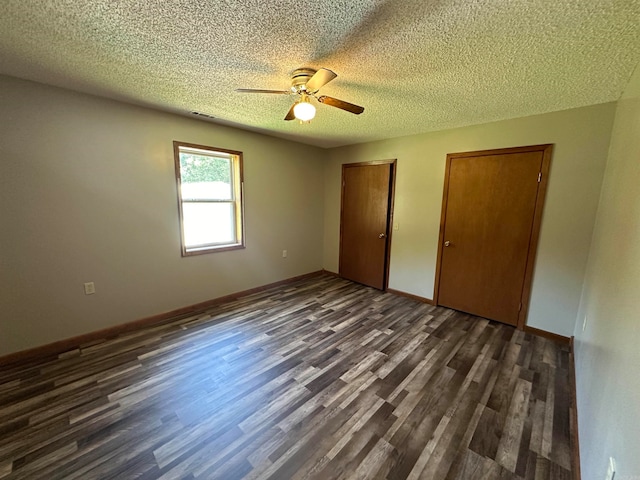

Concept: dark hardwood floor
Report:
left=0, top=274, right=574, bottom=479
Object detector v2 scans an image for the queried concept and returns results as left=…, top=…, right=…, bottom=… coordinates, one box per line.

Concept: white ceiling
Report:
left=1, top=0, right=639, bottom=148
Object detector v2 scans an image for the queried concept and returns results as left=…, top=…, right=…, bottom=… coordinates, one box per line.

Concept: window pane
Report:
left=182, top=202, right=235, bottom=247
left=179, top=152, right=232, bottom=200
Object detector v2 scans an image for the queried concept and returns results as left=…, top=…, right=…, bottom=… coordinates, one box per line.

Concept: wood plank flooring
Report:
left=0, top=274, right=574, bottom=479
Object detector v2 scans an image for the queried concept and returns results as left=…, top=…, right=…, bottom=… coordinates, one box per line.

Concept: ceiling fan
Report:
left=236, top=68, right=364, bottom=122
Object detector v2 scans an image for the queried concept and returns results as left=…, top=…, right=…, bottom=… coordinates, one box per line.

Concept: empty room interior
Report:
left=1, top=1, right=639, bottom=479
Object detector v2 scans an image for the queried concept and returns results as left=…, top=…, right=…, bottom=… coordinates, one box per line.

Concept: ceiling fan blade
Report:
left=284, top=104, right=296, bottom=121
left=317, top=96, right=364, bottom=115
left=305, top=68, right=337, bottom=92
left=236, top=89, right=290, bottom=94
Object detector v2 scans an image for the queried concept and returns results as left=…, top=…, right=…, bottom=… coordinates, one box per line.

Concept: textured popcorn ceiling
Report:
left=1, top=1, right=639, bottom=148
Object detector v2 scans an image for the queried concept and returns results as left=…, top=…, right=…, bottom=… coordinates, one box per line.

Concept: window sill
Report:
left=182, top=243, right=245, bottom=257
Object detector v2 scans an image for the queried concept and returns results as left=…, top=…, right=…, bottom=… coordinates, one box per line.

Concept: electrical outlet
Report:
left=282, top=250, right=287, bottom=258
left=84, top=282, right=95, bottom=295
left=582, top=314, right=588, bottom=331
left=606, top=457, right=616, bottom=480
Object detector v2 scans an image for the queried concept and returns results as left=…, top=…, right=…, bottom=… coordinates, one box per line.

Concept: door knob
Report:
left=379, top=233, right=386, bottom=239
left=444, top=241, right=451, bottom=247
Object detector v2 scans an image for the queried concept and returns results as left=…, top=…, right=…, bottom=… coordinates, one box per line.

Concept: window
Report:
left=173, top=141, right=244, bottom=255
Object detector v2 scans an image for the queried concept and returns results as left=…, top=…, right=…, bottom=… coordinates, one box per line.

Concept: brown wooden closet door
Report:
left=437, top=149, right=545, bottom=326
left=340, top=163, right=393, bottom=290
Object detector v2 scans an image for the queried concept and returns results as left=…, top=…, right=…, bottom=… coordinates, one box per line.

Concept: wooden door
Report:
left=340, top=161, right=395, bottom=290
left=435, top=145, right=552, bottom=327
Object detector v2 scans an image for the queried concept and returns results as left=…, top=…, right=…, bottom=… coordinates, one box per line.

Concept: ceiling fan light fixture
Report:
left=237, top=67, right=364, bottom=122
left=293, top=99, right=316, bottom=122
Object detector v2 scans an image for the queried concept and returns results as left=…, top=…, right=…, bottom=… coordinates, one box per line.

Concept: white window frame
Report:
left=173, top=141, right=245, bottom=256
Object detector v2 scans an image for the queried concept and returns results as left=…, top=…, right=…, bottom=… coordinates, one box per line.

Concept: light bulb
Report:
left=293, top=101, right=316, bottom=121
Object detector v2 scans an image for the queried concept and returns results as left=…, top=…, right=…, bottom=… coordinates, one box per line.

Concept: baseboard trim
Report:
left=569, top=336, right=582, bottom=480
left=0, top=270, right=324, bottom=368
left=386, top=288, right=434, bottom=305
left=321, top=269, right=341, bottom=278
left=523, top=325, right=571, bottom=345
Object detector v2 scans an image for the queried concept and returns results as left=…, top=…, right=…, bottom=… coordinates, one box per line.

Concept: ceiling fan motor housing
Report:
left=291, top=68, right=317, bottom=93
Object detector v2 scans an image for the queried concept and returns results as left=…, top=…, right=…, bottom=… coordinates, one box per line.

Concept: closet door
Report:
left=435, top=145, right=552, bottom=327
left=340, top=161, right=395, bottom=290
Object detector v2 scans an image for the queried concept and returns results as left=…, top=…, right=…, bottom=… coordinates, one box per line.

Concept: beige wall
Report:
left=573, top=66, right=640, bottom=479
left=0, top=75, right=325, bottom=356
left=324, top=104, right=616, bottom=336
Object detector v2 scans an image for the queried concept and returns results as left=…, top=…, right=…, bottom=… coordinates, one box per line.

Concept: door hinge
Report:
left=537, top=172, right=542, bottom=183
left=518, top=302, right=522, bottom=312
